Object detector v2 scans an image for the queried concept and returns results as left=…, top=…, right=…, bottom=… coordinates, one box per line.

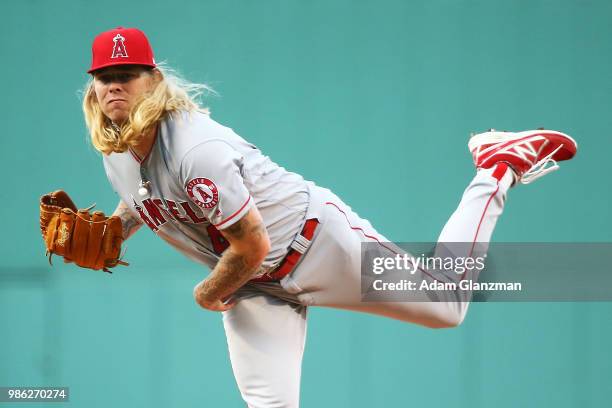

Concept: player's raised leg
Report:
left=222, top=288, right=307, bottom=408
left=437, top=128, right=578, bottom=256
left=281, top=129, right=577, bottom=327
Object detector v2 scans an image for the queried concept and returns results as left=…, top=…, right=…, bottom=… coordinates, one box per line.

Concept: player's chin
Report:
left=105, top=109, right=129, bottom=125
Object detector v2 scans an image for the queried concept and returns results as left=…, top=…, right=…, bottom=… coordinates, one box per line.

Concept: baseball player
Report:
left=41, top=27, right=577, bottom=408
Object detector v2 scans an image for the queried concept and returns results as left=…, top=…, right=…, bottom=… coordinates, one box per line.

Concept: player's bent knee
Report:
left=423, top=308, right=466, bottom=329
left=427, top=315, right=463, bottom=329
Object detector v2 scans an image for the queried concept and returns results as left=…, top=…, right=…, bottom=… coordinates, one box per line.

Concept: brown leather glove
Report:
left=39, top=190, right=128, bottom=273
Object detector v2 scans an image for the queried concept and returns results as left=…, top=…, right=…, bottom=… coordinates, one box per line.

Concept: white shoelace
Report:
left=520, top=144, right=564, bottom=184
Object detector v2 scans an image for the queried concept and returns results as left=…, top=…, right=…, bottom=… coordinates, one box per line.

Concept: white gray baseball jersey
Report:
left=103, top=110, right=309, bottom=271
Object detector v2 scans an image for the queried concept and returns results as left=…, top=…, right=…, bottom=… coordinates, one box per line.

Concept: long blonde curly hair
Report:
left=82, top=63, right=212, bottom=155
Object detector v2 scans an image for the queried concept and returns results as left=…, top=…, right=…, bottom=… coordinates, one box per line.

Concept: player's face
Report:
left=92, top=65, right=156, bottom=125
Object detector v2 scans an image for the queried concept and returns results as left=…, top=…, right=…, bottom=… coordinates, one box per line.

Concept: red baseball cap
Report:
left=88, top=27, right=156, bottom=73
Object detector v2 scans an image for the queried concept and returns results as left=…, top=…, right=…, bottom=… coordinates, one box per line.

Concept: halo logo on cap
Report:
left=111, top=34, right=129, bottom=59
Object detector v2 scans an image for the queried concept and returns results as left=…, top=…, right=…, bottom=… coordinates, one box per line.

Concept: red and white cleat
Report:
left=468, top=129, right=578, bottom=184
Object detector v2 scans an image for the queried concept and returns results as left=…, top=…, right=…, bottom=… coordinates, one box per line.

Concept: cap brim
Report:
left=88, top=61, right=156, bottom=74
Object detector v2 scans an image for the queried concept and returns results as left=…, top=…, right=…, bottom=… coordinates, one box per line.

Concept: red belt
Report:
left=251, top=218, right=319, bottom=283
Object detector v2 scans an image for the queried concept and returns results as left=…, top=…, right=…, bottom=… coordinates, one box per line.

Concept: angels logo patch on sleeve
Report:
left=186, top=178, right=219, bottom=209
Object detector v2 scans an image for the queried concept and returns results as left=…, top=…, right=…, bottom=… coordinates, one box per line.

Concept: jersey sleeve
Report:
left=180, top=140, right=253, bottom=229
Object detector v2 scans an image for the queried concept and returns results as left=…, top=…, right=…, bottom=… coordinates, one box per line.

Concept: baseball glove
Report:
left=39, top=190, right=128, bottom=273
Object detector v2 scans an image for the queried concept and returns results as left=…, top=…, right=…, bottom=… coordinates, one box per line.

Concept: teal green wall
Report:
left=2, top=1, right=611, bottom=406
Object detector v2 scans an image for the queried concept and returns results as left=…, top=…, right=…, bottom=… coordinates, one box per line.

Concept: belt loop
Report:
left=250, top=218, right=319, bottom=283
left=291, top=235, right=311, bottom=254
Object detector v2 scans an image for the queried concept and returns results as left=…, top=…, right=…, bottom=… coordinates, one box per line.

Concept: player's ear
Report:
left=150, top=68, right=163, bottom=83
